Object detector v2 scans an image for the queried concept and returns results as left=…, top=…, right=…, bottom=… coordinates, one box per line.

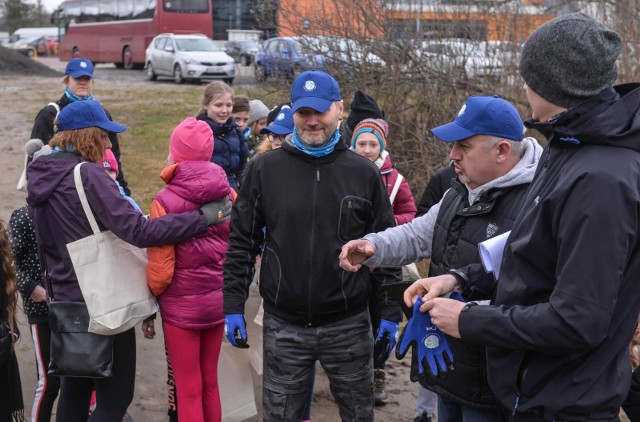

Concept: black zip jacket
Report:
left=30, top=94, right=131, bottom=195
left=460, top=85, right=640, bottom=420
left=223, top=139, right=401, bottom=326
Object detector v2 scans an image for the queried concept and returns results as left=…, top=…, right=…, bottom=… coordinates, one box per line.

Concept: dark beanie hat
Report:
left=519, top=12, right=621, bottom=109
left=267, top=102, right=291, bottom=125
left=346, top=91, right=384, bottom=131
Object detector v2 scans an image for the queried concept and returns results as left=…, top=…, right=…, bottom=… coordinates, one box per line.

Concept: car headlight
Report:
left=183, top=58, right=193, bottom=64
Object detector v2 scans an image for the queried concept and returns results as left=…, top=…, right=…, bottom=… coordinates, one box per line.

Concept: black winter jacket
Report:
left=30, top=94, right=130, bottom=195
left=460, top=85, right=640, bottom=420
left=427, top=178, right=528, bottom=409
left=223, top=139, right=401, bottom=326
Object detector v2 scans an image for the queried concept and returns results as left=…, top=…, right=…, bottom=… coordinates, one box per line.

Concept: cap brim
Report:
left=69, top=70, right=94, bottom=78
left=260, top=124, right=292, bottom=135
left=98, top=121, right=127, bottom=133
left=431, top=121, right=477, bottom=142
left=292, top=97, right=332, bottom=113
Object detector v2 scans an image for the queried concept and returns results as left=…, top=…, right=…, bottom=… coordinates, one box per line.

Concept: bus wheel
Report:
left=173, top=64, right=184, bottom=84
left=122, top=47, right=134, bottom=70
left=146, top=62, right=157, bottom=81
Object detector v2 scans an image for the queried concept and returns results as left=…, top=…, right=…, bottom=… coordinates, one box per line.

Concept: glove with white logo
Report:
left=224, top=314, right=249, bottom=349
left=374, top=319, right=399, bottom=366
left=395, top=292, right=465, bottom=383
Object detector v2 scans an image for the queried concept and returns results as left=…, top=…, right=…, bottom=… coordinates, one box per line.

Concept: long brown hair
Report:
left=0, top=219, right=18, bottom=345
left=49, top=126, right=108, bottom=163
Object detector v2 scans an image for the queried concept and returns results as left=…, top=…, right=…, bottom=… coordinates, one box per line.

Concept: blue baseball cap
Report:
left=431, top=95, right=524, bottom=143
left=65, top=58, right=94, bottom=78
left=291, top=70, right=341, bottom=113
left=57, top=100, right=127, bottom=133
left=260, top=107, right=294, bottom=136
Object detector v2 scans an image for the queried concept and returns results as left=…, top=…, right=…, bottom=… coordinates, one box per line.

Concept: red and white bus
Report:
left=55, top=0, right=212, bottom=69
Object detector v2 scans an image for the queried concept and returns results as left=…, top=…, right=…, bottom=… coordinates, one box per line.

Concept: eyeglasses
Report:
left=268, top=133, right=286, bottom=144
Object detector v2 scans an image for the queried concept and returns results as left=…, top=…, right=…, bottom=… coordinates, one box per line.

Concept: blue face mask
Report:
left=291, top=129, right=341, bottom=158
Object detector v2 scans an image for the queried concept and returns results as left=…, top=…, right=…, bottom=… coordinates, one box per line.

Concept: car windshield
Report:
left=175, top=38, right=221, bottom=52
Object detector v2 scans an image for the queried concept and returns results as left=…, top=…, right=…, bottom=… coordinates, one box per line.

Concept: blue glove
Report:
left=224, top=314, right=249, bottom=349
left=395, top=292, right=465, bottom=379
left=374, top=319, right=399, bottom=366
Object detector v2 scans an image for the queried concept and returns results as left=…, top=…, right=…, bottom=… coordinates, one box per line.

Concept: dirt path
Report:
left=0, top=72, right=420, bottom=421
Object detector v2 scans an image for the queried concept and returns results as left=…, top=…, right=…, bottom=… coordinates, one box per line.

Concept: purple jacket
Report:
left=154, top=161, right=231, bottom=330
left=26, top=151, right=208, bottom=302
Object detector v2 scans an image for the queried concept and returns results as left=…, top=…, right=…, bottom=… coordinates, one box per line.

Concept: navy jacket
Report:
left=460, top=85, right=640, bottom=419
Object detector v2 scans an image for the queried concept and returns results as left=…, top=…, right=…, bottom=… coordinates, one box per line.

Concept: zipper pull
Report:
left=512, top=393, right=521, bottom=416
left=316, top=169, right=320, bottom=182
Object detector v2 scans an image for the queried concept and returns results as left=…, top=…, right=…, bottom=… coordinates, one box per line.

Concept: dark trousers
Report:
left=30, top=322, right=60, bottom=422
left=262, top=310, right=374, bottom=421
left=56, top=328, right=136, bottom=422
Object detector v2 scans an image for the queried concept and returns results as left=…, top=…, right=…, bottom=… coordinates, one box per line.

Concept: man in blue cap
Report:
left=223, top=70, right=402, bottom=420
left=340, top=95, right=543, bottom=422
left=30, top=57, right=131, bottom=195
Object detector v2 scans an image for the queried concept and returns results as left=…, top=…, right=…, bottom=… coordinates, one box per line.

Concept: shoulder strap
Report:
left=48, top=102, right=60, bottom=118
left=389, top=174, right=404, bottom=205
left=73, top=163, right=101, bottom=235
left=49, top=102, right=61, bottom=133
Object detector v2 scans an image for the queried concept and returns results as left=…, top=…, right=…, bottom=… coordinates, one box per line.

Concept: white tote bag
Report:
left=66, top=163, right=157, bottom=335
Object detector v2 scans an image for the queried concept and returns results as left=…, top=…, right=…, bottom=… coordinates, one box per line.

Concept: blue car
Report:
left=254, top=37, right=325, bottom=81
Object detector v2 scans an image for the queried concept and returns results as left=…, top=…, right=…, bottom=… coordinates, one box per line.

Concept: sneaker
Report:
left=413, top=412, right=432, bottom=422
left=373, top=369, right=388, bottom=406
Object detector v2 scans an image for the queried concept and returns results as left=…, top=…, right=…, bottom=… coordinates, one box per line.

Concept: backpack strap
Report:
left=389, top=174, right=404, bottom=205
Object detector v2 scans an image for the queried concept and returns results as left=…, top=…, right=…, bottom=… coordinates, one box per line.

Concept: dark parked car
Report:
left=223, top=40, right=260, bottom=66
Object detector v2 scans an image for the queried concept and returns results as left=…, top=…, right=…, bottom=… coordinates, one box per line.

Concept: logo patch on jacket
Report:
left=486, top=222, right=499, bottom=238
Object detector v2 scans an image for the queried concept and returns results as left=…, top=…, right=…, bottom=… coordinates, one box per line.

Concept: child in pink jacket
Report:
left=147, top=117, right=232, bottom=422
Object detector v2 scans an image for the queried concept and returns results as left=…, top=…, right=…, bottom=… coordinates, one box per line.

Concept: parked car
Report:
left=145, top=33, right=236, bottom=84
left=223, top=40, right=260, bottom=66
left=9, top=35, right=58, bottom=57
left=253, top=37, right=322, bottom=81
left=416, top=38, right=520, bottom=81
left=253, top=36, right=384, bottom=81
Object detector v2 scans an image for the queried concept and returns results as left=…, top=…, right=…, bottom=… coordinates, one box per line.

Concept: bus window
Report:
left=164, top=0, right=209, bottom=13
left=117, top=0, right=134, bottom=20
left=133, top=0, right=155, bottom=19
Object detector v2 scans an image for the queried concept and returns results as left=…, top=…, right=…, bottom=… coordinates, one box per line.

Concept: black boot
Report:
left=374, top=368, right=388, bottom=406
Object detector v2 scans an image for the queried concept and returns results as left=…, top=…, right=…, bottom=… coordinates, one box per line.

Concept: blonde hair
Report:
left=254, top=137, right=273, bottom=156
left=197, top=81, right=234, bottom=116
left=49, top=126, right=108, bottom=163
left=0, top=219, right=18, bottom=347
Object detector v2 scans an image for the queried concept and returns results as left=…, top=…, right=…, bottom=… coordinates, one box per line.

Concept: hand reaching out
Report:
left=339, top=239, right=375, bottom=272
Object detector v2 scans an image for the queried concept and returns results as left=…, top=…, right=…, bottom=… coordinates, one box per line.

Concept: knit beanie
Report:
left=346, top=91, right=384, bottom=131
left=101, top=149, right=119, bottom=177
left=351, top=118, right=388, bottom=153
left=169, top=117, right=213, bottom=163
left=248, top=99, right=270, bottom=126
left=519, top=12, right=621, bottom=109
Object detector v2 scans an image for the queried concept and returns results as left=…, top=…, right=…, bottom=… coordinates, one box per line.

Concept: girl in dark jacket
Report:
left=196, top=81, right=249, bottom=191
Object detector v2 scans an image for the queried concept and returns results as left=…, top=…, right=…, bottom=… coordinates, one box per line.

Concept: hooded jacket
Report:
left=377, top=151, right=416, bottom=225
left=223, top=139, right=401, bottom=326
left=26, top=152, right=208, bottom=302
left=460, top=85, right=640, bottom=419
left=147, top=161, right=231, bottom=330
left=196, top=113, right=249, bottom=190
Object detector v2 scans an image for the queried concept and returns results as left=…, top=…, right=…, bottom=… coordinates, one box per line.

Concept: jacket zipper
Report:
left=307, top=160, right=320, bottom=326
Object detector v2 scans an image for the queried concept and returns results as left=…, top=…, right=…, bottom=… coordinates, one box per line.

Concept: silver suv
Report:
left=145, top=33, right=235, bottom=84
